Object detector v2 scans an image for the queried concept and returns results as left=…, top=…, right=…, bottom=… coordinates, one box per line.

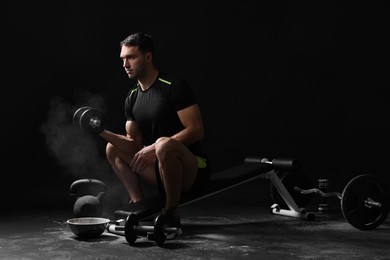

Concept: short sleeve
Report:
left=124, top=87, right=138, bottom=120
left=170, top=77, right=197, bottom=111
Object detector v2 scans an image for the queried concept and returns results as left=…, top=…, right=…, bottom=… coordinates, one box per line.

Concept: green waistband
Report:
left=196, top=156, right=207, bottom=169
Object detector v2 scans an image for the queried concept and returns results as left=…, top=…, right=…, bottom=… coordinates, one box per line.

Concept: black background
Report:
left=3, top=1, right=390, bottom=213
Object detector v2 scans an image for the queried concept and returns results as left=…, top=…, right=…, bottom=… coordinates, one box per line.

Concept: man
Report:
left=99, top=32, right=209, bottom=238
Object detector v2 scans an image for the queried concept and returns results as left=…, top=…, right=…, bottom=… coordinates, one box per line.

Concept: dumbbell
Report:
left=73, top=106, right=105, bottom=134
left=295, top=174, right=390, bottom=230
left=107, top=213, right=178, bottom=246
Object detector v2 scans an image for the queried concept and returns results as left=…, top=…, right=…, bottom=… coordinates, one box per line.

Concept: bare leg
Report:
left=103, top=130, right=156, bottom=202
left=155, top=137, right=198, bottom=215
left=106, top=143, right=145, bottom=202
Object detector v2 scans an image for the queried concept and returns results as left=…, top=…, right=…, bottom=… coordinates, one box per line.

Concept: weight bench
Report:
left=114, top=157, right=315, bottom=221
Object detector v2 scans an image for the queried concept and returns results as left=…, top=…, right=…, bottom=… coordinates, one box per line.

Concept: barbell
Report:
left=295, top=174, right=390, bottom=230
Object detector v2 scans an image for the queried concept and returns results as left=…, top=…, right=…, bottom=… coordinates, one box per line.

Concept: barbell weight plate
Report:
left=79, top=108, right=105, bottom=134
left=124, top=213, right=139, bottom=244
left=153, top=214, right=166, bottom=246
left=341, top=174, right=390, bottom=230
left=270, top=171, right=314, bottom=210
left=73, top=106, right=91, bottom=126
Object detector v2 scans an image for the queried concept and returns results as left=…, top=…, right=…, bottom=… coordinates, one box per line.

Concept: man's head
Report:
left=120, top=32, right=155, bottom=59
left=119, top=32, right=156, bottom=80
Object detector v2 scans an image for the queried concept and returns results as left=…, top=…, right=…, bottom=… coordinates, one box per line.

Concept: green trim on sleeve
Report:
left=158, top=78, right=172, bottom=85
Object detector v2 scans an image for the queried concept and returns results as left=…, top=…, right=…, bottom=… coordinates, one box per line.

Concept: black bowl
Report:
left=67, top=217, right=110, bottom=238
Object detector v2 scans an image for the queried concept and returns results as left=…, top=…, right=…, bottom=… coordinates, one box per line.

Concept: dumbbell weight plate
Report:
left=79, top=108, right=105, bottom=134
left=341, top=174, right=390, bottom=230
left=125, top=213, right=139, bottom=244
left=73, top=106, right=91, bottom=126
left=153, top=214, right=167, bottom=246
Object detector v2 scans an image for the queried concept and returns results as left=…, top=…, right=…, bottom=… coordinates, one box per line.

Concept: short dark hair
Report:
left=120, top=32, right=155, bottom=56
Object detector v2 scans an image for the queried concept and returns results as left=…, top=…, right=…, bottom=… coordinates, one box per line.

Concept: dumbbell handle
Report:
left=89, top=117, right=102, bottom=128
left=134, top=225, right=178, bottom=233
left=107, top=223, right=177, bottom=233
left=365, top=197, right=382, bottom=208
left=294, top=187, right=342, bottom=199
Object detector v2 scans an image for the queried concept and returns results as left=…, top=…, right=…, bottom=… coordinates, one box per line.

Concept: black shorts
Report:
left=154, top=155, right=210, bottom=198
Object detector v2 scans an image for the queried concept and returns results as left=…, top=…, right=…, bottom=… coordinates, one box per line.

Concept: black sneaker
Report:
left=161, top=208, right=183, bottom=240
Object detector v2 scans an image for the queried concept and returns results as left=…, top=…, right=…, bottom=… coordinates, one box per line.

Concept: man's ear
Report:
left=146, top=52, right=153, bottom=62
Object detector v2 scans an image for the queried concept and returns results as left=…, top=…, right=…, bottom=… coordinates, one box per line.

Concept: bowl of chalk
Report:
left=67, top=217, right=110, bottom=238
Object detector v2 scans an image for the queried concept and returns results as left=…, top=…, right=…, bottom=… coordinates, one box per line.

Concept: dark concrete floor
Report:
left=1, top=179, right=389, bottom=259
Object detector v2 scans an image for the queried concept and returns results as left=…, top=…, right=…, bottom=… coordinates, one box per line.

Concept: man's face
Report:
left=120, top=45, right=150, bottom=79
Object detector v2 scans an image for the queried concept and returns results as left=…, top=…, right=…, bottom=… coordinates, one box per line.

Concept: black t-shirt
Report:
left=124, top=72, right=204, bottom=156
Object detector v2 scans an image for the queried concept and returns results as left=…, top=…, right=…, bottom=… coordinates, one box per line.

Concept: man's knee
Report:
left=105, top=143, right=116, bottom=161
left=155, top=137, right=180, bottom=160
left=155, top=136, right=171, bottom=146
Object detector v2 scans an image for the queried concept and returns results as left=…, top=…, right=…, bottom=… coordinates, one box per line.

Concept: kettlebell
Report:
left=73, top=192, right=105, bottom=217
left=70, top=179, right=107, bottom=218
